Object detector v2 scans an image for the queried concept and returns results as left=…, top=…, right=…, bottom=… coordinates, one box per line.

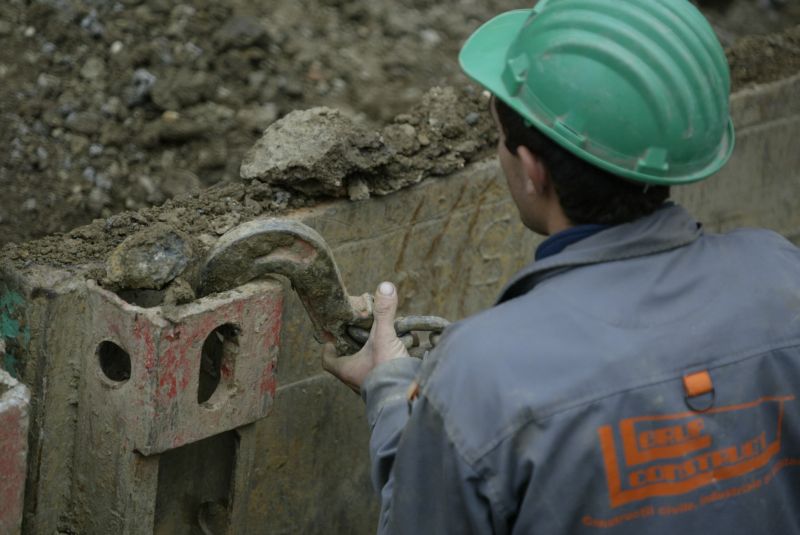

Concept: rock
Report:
left=124, top=68, right=157, bottom=107
left=87, top=187, right=110, bottom=215
left=465, top=112, right=481, bottom=126
left=80, top=57, right=106, bottom=81
left=197, top=142, right=228, bottom=170
left=80, top=10, right=105, bottom=38
left=100, top=123, right=126, bottom=146
left=272, top=189, right=291, bottom=209
left=382, top=123, right=419, bottom=155
left=22, top=198, right=37, bottom=212
left=156, top=115, right=206, bottom=142
left=235, top=103, right=278, bottom=132
left=240, top=107, right=389, bottom=197
left=347, top=177, right=370, bottom=201
left=420, top=29, right=442, bottom=47
left=106, top=224, right=193, bottom=290
left=214, top=16, right=267, bottom=50
left=68, top=134, right=90, bottom=154
left=211, top=213, right=241, bottom=236
left=151, top=70, right=213, bottom=110
left=100, top=97, right=122, bottom=117
left=424, top=87, right=466, bottom=139
left=136, top=175, right=157, bottom=196
left=65, top=111, right=102, bottom=135
left=163, top=277, right=196, bottom=306
left=36, top=73, right=60, bottom=90
left=160, top=169, right=201, bottom=199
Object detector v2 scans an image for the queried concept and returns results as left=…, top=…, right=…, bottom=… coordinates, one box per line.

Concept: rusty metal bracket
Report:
left=200, top=218, right=373, bottom=353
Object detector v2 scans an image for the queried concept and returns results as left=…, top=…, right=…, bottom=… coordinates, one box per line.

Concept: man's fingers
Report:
left=321, top=342, right=340, bottom=373
left=373, top=281, right=399, bottom=341
left=320, top=343, right=362, bottom=395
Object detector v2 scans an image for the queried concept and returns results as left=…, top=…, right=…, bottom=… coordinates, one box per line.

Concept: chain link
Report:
left=347, top=314, right=450, bottom=356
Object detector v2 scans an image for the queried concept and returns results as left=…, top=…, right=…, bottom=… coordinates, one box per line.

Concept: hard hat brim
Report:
left=459, top=9, right=531, bottom=106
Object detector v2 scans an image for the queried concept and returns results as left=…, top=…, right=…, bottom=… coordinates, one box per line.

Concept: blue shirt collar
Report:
left=535, top=224, right=612, bottom=261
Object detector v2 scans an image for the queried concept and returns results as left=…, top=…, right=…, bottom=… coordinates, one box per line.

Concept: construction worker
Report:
left=323, top=0, right=800, bottom=533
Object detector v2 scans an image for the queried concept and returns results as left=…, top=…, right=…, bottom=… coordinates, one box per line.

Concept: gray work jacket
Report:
left=361, top=204, right=800, bottom=534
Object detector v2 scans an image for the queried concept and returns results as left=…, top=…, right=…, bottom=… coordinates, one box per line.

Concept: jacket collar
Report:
left=496, top=203, right=703, bottom=304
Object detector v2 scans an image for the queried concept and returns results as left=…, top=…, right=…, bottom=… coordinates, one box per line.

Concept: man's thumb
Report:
left=373, top=281, right=398, bottom=338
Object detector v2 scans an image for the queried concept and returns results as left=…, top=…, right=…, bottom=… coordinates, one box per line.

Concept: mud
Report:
left=1, top=0, right=798, bottom=249
left=728, top=25, right=800, bottom=91
left=1, top=85, right=495, bottom=284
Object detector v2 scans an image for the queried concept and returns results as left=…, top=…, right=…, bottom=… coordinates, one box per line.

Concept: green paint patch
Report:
left=1, top=291, right=27, bottom=379
left=1, top=291, right=25, bottom=339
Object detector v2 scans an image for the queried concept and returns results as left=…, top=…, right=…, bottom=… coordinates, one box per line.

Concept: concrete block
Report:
left=11, top=279, right=285, bottom=534
left=0, top=365, right=30, bottom=535
left=674, top=74, right=800, bottom=235
left=82, top=280, right=283, bottom=455
left=245, top=375, right=377, bottom=534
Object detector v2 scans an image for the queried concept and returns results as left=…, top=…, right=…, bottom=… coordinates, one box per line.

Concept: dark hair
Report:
left=494, top=98, right=670, bottom=225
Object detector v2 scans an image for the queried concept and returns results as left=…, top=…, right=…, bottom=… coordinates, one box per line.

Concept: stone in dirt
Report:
left=105, top=223, right=194, bottom=290
left=163, top=277, right=196, bottom=306
left=240, top=107, right=389, bottom=197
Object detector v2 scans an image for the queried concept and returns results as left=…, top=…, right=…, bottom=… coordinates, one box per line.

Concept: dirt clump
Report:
left=242, top=87, right=493, bottom=200
left=241, top=108, right=389, bottom=198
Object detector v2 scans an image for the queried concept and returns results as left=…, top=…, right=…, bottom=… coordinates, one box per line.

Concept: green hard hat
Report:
left=459, top=0, right=735, bottom=185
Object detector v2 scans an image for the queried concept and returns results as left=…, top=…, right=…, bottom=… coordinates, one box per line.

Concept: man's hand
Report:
left=322, top=281, right=411, bottom=394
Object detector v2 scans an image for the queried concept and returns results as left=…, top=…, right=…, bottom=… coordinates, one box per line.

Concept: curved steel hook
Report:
left=200, top=218, right=372, bottom=353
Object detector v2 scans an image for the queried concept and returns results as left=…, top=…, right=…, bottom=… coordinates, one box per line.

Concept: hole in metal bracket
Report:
left=198, top=324, right=239, bottom=405
left=97, top=340, right=131, bottom=383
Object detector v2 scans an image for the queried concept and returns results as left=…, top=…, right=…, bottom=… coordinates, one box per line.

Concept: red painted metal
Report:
left=0, top=371, right=30, bottom=535
left=86, top=280, right=285, bottom=455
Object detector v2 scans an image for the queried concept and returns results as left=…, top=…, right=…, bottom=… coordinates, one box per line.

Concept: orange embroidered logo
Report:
left=597, top=396, right=794, bottom=509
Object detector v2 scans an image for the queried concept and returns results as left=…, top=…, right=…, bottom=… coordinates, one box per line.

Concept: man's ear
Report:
left=517, top=146, right=549, bottom=196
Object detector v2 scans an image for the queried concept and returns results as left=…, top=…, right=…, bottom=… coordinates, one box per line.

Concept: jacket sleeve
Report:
left=361, top=358, right=505, bottom=534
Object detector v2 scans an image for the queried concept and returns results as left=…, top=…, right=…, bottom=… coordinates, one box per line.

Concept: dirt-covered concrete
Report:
left=1, top=0, right=798, bottom=248
left=1, top=85, right=495, bottom=293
